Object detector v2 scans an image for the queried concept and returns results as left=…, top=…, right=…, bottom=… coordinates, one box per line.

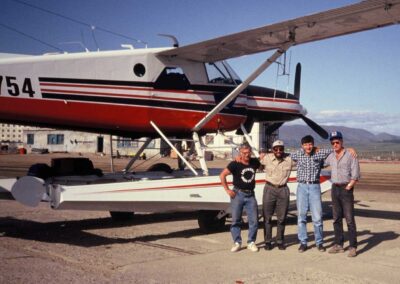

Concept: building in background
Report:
left=0, top=123, right=24, bottom=143
left=1, top=122, right=278, bottom=158
left=22, top=127, right=161, bottom=157
left=0, top=123, right=25, bottom=151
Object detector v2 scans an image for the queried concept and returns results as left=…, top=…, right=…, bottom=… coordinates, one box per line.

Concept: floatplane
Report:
left=0, top=0, right=399, bottom=231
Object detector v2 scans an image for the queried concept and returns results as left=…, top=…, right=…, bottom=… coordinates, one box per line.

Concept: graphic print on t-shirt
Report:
left=241, top=167, right=255, bottom=183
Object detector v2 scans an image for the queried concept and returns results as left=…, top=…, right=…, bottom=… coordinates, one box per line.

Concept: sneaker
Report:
left=347, top=247, right=357, bottom=257
left=328, top=244, right=345, bottom=254
left=247, top=242, right=259, bottom=252
left=317, top=244, right=326, bottom=252
left=231, top=242, right=241, bottom=252
left=298, top=244, right=307, bottom=253
left=277, top=243, right=286, bottom=251
left=264, top=242, right=273, bottom=251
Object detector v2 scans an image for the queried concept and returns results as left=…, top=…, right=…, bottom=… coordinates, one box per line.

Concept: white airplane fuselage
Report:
left=0, top=48, right=304, bottom=138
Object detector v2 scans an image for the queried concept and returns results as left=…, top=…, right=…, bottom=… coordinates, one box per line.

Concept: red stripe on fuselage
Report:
left=0, top=97, right=245, bottom=133
left=40, top=82, right=216, bottom=96
left=248, top=96, right=300, bottom=104
left=247, top=105, right=301, bottom=113
left=88, top=176, right=330, bottom=194
left=41, top=88, right=216, bottom=105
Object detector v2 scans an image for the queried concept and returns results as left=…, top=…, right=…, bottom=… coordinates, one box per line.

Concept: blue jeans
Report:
left=296, top=183, right=323, bottom=245
left=230, top=190, right=258, bottom=244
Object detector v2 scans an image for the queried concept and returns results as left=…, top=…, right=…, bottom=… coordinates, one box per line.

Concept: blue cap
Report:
left=329, top=131, right=343, bottom=141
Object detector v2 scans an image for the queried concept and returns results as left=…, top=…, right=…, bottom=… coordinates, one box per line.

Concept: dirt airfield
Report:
left=0, top=153, right=399, bottom=283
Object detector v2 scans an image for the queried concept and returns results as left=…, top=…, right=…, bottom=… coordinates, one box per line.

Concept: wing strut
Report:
left=192, top=41, right=294, bottom=133
left=150, top=121, right=199, bottom=176
left=240, top=124, right=260, bottom=158
left=123, top=137, right=153, bottom=172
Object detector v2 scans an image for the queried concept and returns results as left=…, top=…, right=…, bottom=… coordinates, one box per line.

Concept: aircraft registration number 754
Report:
left=0, top=76, right=36, bottom=97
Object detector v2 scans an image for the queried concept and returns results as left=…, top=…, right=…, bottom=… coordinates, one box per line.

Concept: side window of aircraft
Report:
left=154, top=67, right=190, bottom=90
left=206, top=61, right=241, bottom=85
left=133, top=63, right=146, bottom=77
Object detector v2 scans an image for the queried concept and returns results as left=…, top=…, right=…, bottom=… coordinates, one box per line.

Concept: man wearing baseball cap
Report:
left=260, top=140, right=296, bottom=250
left=325, top=131, right=360, bottom=257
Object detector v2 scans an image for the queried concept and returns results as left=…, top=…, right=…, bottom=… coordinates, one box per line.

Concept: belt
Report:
left=298, top=181, right=320, bottom=184
left=238, top=189, right=254, bottom=194
left=333, top=183, right=348, bottom=187
left=266, top=181, right=287, bottom=188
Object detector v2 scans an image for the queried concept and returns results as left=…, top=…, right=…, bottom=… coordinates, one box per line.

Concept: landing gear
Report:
left=197, top=210, right=226, bottom=233
left=109, top=211, right=135, bottom=221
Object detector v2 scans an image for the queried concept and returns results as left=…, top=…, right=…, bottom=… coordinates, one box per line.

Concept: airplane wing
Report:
left=157, top=0, right=400, bottom=62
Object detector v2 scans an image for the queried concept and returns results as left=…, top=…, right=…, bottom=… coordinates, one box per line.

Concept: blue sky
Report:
left=2, top=0, right=400, bottom=135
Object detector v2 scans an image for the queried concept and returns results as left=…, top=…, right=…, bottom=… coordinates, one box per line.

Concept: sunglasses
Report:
left=273, top=147, right=284, bottom=152
left=331, top=141, right=341, bottom=145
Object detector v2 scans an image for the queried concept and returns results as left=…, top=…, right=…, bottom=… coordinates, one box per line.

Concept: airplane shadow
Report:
left=257, top=203, right=400, bottom=255
left=255, top=229, right=399, bottom=256
left=1, top=204, right=399, bottom=250
left=0, top=212, right=206, bottom=248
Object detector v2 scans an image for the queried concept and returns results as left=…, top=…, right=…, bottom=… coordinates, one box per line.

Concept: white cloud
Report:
left=291, top=110, right=400, bottom=136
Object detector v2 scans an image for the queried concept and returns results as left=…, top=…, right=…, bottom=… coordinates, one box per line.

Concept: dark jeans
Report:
left=331, top=184, right=357, bottom=248
left=263, top=184, right=290, bottom=244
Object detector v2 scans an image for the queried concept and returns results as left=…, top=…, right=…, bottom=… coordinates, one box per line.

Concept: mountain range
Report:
left=278, top=125, right=400, bottom=147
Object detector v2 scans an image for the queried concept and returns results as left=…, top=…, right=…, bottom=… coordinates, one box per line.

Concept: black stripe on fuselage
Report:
left=39, top=77, right=298, bottom=101
left=39, top=77, right=154, bottom=88
left=39, top=77, right=234, bottom=93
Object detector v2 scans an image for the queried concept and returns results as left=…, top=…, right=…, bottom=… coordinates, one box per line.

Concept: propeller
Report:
left=236, top=62, right=329, bottom=139
left=294, top=63, right=301, bottom=99
left=293, top=63, right=328, bottom=139
left=299, top=114, right=329, bottom=139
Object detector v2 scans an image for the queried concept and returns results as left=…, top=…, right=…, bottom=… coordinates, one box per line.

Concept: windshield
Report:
left=205, top=61, right=241, bottom=85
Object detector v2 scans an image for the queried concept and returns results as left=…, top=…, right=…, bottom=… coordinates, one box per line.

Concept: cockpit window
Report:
left=205, top=61, right=242, bottom=85
left=154, top=67, right=190, bottom=90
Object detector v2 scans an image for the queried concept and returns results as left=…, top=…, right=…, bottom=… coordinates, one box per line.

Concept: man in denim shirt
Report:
left=325, top=131, right=360, bottom=257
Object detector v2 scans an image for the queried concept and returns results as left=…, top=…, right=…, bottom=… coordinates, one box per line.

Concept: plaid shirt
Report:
left=290, top=148, right=332, bottom=183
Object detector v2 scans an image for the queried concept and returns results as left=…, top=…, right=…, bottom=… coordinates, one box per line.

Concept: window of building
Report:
left=47, top=134, right=64, bottom=145
left=27, top=134, right=34, bottom=145
left=116, top=137, right=140, bottom=148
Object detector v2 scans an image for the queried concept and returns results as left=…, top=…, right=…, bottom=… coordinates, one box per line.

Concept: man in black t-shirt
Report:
left=220, top=144, right=260, bottom=252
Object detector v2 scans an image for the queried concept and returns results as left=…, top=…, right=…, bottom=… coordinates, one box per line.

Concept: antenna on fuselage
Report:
left=158, top=34, right=179, bottom=47
left=59, top=41, right=89, bottom=52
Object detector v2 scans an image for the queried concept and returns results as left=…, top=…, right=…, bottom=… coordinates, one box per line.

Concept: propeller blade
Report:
left=294, top=63, right=301, bottom=99
left=300, top=115, right=329, bottom=139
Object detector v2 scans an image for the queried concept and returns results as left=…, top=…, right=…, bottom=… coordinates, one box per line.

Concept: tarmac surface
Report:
left=0, top=153, right=399, bottom=283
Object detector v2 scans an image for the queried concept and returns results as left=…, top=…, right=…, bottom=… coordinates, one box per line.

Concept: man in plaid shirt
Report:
left=291, top=135, right=332, bottom=253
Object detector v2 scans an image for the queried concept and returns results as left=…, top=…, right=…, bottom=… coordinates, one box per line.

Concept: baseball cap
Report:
left=272, top=140, right=284, bottom=148
left=329, top=131, right=343, bottom=141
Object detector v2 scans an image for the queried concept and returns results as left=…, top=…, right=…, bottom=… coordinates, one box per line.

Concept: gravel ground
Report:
left=0, top=153, right=399, bottom=283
